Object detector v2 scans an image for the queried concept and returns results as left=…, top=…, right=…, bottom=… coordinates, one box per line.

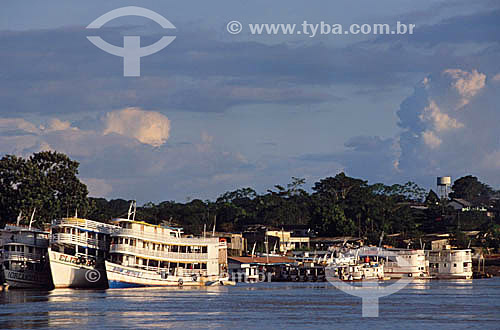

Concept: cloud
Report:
left=0, top=118, right=39, bottom=134
left=103, top=108, right=171, bottom=147
left=419, top=100, right=463, bottom=132
left=297, top=67, right=500, bottom=188
left=82, top=177, right=113, bottom=198
left=45, top=118, right=73, bottom=131
left=443, top=69, right=486, bottom=106
left=4, top=9, right=499, bottom=117
left=421, top=130, right=442, bottom=149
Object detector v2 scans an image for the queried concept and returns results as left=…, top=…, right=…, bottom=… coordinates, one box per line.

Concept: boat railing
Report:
left=130, top=264, right=208, bottom=276
left=52, top=218, right=118, bottom=233
left=2, top=251, right=45, bottom=261
left=111, top=228, right=220, bottom=245
left=51, top=233, right=108, bottom=250
left=110, top=244, right=210, bottom=261
left=2, top=237, right=49, bottom=248
left=428, top=255, right=471, bottom=263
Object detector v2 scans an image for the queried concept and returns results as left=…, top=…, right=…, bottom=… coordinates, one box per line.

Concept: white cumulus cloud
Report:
left=443, top=69, right=486, bottom=107
left=419, top=100, right=464, bottom=132
left=103, top=107, right=171, bottom=147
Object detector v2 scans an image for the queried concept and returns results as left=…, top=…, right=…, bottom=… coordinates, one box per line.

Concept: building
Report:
left=310, top=237, right=364, bottom=251
left=208, top=232, right=245, bottom=256
left=449, top=198, right=488, bottom=212
left=265, top=230, right=310, bottom=253
left=228, top=256, right=294, bottom=282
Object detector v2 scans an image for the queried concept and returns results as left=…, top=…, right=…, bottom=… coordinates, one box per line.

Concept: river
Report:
left=1, top=279, right=499, bottom=329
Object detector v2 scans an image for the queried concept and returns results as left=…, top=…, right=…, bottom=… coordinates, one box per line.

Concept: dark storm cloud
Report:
left=3, top=12, right=493, bottom=116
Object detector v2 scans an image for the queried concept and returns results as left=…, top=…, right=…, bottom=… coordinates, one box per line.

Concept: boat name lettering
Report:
left=59, top=254, right=79, bottom=264
left=112, top=266, right=142, bottom=278
left=7, top=271, right=42, bottom=282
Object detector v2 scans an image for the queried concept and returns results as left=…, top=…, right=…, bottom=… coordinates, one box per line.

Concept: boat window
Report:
left=202, top=246, right=208, bottom=253
left=28, top=246, right=33, bottom=254
left=453, top=263, right=457, bottom=267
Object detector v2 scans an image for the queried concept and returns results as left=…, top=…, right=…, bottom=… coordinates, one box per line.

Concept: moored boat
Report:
left=359, top=247, right=431, bottom=279
left=105, top=217, right=229, bottom=288
left=426, top=248, right=473, bottom=279
left=1, top=224, right=52, bottom=289
left=48, top=217, right=119, bottom=289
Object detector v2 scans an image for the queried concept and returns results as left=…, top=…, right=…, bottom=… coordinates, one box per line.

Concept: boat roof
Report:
left=111, top=218, right=183, bottom=231
left=3, top=224, right=49, bottom=234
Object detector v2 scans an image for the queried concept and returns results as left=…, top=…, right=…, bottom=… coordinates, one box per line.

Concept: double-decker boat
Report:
left=105, top=217, right=229, bottom=287
left=359, top=247, right=430, bottom=279
left=48, top=217, right=119, bottom=288
left=1, top=224, right=52, bottom=289
left=426, top=249, right=473, bottom=279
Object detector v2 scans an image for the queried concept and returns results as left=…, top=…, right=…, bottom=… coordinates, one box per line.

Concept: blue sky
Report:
left=1, top=1, right=499, bottom=203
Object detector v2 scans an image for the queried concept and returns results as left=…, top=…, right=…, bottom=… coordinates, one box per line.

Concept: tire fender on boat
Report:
left=178, top=278, right=183, bottom=286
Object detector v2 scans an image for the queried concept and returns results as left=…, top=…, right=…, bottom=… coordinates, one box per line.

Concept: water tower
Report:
left=437, top=176, right=451, bottom=200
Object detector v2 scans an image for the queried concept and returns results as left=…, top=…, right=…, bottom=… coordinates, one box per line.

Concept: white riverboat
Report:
left=48, top=217, right=119, bottom=288
left=359, top=247, right=430, bottom=279
left=326, top=248, right=384, bottom=281
left=105, top=217, right=229, bottom=288
left=426, top=249, right=473, bottom=279
left=1, top=224, right=52, bottom=289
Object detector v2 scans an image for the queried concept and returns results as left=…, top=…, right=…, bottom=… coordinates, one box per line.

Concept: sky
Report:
left=1, top=1, right=499, bottom=203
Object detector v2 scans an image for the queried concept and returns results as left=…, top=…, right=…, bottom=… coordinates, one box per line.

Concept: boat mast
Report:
left=29, top=208, right=36, bottom=229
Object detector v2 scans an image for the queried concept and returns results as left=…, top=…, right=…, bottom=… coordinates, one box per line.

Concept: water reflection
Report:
left=0, top=290, right=50, bottom=329
left=0, top=280, right=498, bottom=329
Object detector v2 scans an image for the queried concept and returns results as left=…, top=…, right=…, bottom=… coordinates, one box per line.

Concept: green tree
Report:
left=0, top=151, right=89, bottom=227
left=450, top=175, right=493, bottom=205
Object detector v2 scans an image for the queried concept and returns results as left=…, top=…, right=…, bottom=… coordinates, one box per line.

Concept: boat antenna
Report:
left=133, top=201, right=136, bottom=221
left=251, top=241, right=256, bottom=258
left=342, top=237, right=348, bottom=247
left=203, top=223, right=206, bottom=238
left=378, top=231, right=384, bottom=248
left=420, top=238, right=423, bottom=249
left=212, top=215, right=216, bottom=235
left=29, top=208, right=36, bottom=229
left=74, top=208, right=78, bottom=218
left=127, top=200, right=136, bottom=220
left=16, top=210, right=22, bottom=226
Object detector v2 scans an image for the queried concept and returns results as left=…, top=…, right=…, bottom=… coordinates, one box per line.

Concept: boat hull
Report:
left=106, top=261, right=226, bottom=287
left=431, top=273, right=472, bottom=280
left=49, top=250, right=108, bottom=289
left=3, top=269, right=52, bottom=289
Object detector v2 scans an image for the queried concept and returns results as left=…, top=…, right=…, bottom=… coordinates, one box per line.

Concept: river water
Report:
left=1, top=279, right=499, bottom=329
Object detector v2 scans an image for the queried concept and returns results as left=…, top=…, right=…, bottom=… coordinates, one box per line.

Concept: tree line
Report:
left=1, top=151, right=499, bottom=248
